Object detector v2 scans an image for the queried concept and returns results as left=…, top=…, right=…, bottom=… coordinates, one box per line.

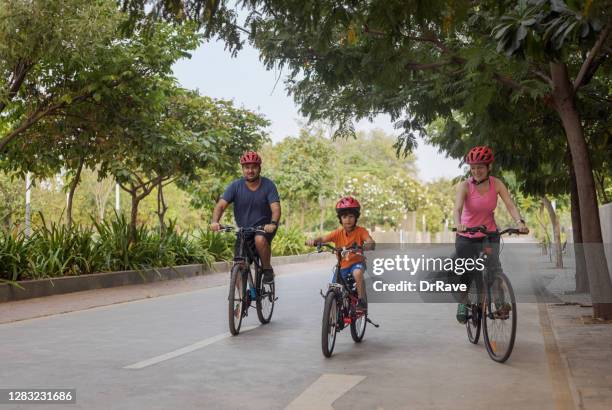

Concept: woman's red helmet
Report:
left=466, top=146, right=494, bottom=165
left=336, top=196, right=361, bottom=219
left=240, top=151, right=262, bottom=165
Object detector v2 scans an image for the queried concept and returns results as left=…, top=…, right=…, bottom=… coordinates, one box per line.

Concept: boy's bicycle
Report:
left=453, top=226, right=524, bottom=363
left=221, top=225, right=276, bottom=335
left=314, top=243, right=379, bottom=358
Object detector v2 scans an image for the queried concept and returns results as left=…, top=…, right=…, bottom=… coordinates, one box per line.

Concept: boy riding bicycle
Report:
left=306, top=196, right=375, bottom=312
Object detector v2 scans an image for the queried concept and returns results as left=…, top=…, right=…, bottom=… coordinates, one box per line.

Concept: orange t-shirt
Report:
left=323, top=226, right=370, bottom=269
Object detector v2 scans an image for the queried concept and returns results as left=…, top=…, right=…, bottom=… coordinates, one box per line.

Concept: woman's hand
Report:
left=455, top=224, right=467, bottom=233
left=518, top=221, right=529, bottom=234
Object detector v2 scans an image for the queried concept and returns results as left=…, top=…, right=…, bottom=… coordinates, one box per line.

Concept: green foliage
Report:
left=0, top=230, right=29, bottom=282
left=193, top=229, right=234, bottom=262
left=272, top=226, right=308, bottom=256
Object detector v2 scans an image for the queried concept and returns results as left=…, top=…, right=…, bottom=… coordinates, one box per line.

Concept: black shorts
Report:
left=454, top=233, right=501, bottom=286
left=233, top=230, right=276, bottom=261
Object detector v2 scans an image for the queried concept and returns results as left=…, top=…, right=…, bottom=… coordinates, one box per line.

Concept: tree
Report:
left=1, top=8, right=202, bottom=230
left=99, top=86, right=269, bottom=243
left=268, top=131, right=334, bottom=229
left=227, top=0, right=612, bottom=318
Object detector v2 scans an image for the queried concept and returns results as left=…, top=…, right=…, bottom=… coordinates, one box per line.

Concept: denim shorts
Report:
left=335, top=262, right=366, bottom=281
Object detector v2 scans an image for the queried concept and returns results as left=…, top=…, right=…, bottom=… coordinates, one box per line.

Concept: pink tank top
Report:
left=459, top=176, right=498, bottom=238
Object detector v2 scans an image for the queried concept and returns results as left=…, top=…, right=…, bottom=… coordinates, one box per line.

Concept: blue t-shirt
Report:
left=221, top=177, right=280, bottom=228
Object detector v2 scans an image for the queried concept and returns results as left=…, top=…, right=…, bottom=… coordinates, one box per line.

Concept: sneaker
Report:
left=356, top=298, right=368, bottom=313
left=262, top=268, right=275, bottom=284
left=456, top=303, right=467, bottom=324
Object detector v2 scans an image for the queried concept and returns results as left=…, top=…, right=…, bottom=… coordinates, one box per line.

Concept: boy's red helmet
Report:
left=240, top=151, right=262, bottom=165
left=466, top=146, right=494, bottom=165
left=336, top=196, right=361, bottom=219
left=336, top=196, right=360, bottom=210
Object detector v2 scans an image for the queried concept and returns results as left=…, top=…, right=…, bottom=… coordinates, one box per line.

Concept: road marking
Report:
left=285, top=373, right=366, bottom=410
left=123, top=326, right=258, bottom=370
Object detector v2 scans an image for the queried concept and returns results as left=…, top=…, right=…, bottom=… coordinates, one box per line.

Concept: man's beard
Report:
left=245, top=174, right=260, bottom=182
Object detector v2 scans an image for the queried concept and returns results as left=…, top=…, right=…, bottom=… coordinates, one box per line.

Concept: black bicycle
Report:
left=454, top=226, right=524, bottom=363
left=314, top=243, right=379, bottom=358
left=221, top=225, right=276, bottom=335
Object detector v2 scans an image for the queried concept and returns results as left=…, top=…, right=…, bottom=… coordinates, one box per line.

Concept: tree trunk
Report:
left=569, top=151, right=589, bottom=293
left=156, top=182, right=168, bottom=234
left=542, top=196, right=563, bottom=268
left=93, top=172, right=114, bottom=223
left=129, top=192, right=140, bottom=245
left=536, top=205, right=550, bottom=255
left=550, top=62, right=612, bottom=319
left=66, top=158, right=84, bottom=231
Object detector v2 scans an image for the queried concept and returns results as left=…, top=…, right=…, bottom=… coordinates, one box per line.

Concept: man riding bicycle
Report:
left=453, top=146, right=529, bottom=323
left=210, top=151, right=281, bottom=284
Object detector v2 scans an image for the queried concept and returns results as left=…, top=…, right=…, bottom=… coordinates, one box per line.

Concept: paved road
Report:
left=0, top=245, right=564, bottom=409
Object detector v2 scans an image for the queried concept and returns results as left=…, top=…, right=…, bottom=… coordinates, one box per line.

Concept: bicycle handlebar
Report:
left=451, top=225, right=525, bottom=236
left=310, top=242, right=367, bottom=255
left=219, top=225, right=266, bottom=233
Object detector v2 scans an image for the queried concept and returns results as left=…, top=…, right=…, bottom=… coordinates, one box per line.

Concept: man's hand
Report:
left=518, top=222, right=529, bottom=234
left=263, top=224, right=277, bottom=234
left=305, top=239, right=317, bottom=246
left=210, top=222, right=221, bottom=232
left=455, top=224, right=467, bottom=232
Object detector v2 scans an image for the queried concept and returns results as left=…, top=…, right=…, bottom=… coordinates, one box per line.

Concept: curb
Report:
left=0, top=252, right=330, bottom=303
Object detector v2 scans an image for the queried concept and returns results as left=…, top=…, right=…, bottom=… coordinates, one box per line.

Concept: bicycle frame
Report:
left=223, top=226, right=264, bottom=308
left=318, top=243, right=378, bottom=328
left=459, top=227, right=521, bottom=319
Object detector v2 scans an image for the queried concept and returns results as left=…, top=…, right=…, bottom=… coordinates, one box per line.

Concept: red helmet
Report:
left=336, top=196, right=361, bottom=218
left=240, top=151, right=262, bottom=165
left=466, top=146, right=494, bottom=165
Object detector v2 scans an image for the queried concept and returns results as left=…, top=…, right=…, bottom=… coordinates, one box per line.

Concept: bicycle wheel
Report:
left=466, top=277, right=481, bottom=344
left=350, top=311, right=367, bottom=343
left=350, top=293, right=367, bottom=342
left=256, top=269, right=275, bottom=324
left=483, top=272, right=517, bottom=362
left=228, top=265, right=245, bottom=335
left=322, top=291, right=339, bottom=358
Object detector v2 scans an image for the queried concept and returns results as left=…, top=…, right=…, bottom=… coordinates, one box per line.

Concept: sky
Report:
left=172, top=39, right=463, bottom=182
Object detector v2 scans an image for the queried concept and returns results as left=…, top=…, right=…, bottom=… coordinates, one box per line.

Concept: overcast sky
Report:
left=172, top=39, right=463, bottom=182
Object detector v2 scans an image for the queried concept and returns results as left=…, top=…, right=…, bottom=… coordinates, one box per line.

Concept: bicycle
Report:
left=221, top=225, right=276, bottom=335
left=453, top=226, right=524, bottom=363
left=313, top=243, right=379, bottom=358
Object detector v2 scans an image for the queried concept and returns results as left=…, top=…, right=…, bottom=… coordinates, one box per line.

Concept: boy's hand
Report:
left=305, top=239, right=317, bottom=246
left=210, top=222, right=221, bottom=232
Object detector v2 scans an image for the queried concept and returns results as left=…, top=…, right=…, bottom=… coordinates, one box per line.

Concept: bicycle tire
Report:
left=256, top=269, right=275, bottom=324
left=466, top=277, right=482, bottom=344
left=322, top=291, right=339, bottom=358
left=350, top=292, right=367, bottom=342
left=228, top=265, right=245, bottom=335
left=483, top=272, right=517, bottom=363
left=350, top=311, right=367, bottom=343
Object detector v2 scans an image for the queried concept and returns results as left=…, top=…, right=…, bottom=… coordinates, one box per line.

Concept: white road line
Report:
left=285, top=373, right=366, bottom=410
left=123, top=325, right=258, bottom=370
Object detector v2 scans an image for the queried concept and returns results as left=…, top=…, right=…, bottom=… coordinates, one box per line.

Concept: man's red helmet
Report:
left=336, top=196, right=361, bottom=219
left=240, top=151, right=262, bottom=165
left=466, top=146, right=494, bottom=165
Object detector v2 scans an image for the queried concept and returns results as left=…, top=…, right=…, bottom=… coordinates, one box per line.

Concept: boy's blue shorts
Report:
left=336, top=262, right=366, bottom=281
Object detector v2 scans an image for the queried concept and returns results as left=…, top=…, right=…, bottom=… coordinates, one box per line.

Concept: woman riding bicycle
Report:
left=454, top=146, right=529, bottom=323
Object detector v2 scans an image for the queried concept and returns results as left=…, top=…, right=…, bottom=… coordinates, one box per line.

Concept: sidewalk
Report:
left=528, top=243, right=612, bottom=410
